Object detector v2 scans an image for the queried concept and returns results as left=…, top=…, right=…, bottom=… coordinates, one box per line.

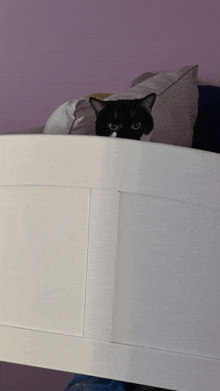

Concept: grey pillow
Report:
left=130, top=72, right=158, bottom=88
left=44, top=65, right=199, bottom=148
left=105, top=65, right=198, bottom=147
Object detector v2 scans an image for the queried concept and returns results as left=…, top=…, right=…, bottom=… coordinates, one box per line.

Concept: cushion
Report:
left=84, top=93, right=113, bottom=100
left=105, top=65, right=198, bottom=147
left=130, top=72, right=158, bottom=88
left=43, top=94, right=113, bottom=136
left=43, top=99, right=85, bottom=135
left=130, top=70, right=220, bottom=151
left=130, top=70, right=216, bottom=88
left=44, top=65, right=199, bottom=148
left=12, top=84, right=220, bottom=156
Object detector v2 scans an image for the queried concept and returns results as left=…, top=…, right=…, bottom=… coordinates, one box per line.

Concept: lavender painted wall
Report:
left=0, top=1, right=220, bottom=389
left=1, top=0, right=220, bottom=133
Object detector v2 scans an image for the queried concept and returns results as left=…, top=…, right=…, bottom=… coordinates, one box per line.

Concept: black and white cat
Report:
left=89, top=93, right=156, bottom=140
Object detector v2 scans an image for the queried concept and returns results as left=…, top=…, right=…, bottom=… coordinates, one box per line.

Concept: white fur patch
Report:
left=110, top=132, right=117, bottom=138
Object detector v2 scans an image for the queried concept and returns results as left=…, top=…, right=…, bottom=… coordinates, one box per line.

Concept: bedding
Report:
left=64, top=374, right=157, bottom=390
left=192, top=85, right=220, bottom=153
left=2, top=66, right=220, bottom=155
left=131, top=70, right=220, bottom=153
left=105, top=65, right=198, bottom=146
left=1, top=69, right=219, bottom=391
left=43, top=65, right=199, bottom=148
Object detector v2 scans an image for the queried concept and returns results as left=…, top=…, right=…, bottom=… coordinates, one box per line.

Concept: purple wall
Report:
left=1, top=0, right=220, bottom=133
left=0, top=1, right=220, bottom=389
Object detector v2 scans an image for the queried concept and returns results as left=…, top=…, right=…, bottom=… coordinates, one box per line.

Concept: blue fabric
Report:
left=192, top=85, right=220, bottom=153
left=63, top=374, right=153, bottom=391
left=64, top=374, right=134, bottom=391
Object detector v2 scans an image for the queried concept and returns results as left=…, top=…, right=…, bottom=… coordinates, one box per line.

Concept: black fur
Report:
left=89, top=94, right=156, bottom=140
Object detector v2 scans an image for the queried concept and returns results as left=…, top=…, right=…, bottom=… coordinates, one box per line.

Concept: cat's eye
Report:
left=108, top=123, right=119, bottom=131
left=131, top=122, right=141, bottom=130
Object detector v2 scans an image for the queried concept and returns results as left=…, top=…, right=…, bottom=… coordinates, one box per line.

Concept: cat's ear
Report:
left=136, top=93, right=156, bottom=113
left=89, top=97, right=108, bottom=115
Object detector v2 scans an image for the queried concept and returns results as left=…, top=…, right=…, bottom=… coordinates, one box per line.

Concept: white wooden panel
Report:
left=112, top=193, right=220, bottom=359
left=0, top=136, right=220, bottom=391
left=1, top=135, right=220, bottom=209
left=0, top=186, right=90, bottom=335
left=0, top=326, right=220, bottom=391
left=83, top=189, right=120, bottom=341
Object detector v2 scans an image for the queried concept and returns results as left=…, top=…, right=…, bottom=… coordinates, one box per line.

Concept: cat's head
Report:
left=89, top=93, right=156, bottom=140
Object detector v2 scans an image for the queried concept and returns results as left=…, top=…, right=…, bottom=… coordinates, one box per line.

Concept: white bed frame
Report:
left=0, top=135, right=220, bottom=391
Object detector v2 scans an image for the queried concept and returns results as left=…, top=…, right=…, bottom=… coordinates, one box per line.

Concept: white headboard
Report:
left=1, top=135, right=220, bottom=391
